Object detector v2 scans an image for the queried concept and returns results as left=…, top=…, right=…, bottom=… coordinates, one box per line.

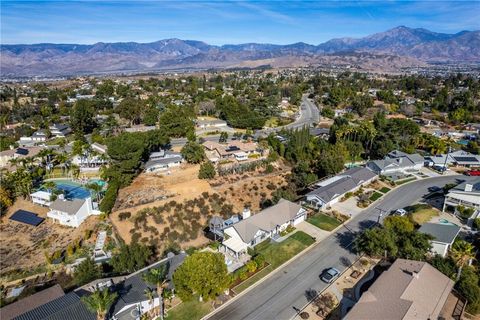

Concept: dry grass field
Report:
left=0, top=198, right=99, bottom=280
left=110, top=162, right=290, bottom=254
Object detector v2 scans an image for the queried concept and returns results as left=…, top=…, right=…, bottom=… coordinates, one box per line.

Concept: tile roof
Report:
left=229, top=199, right=304, bottom=244
left=13, top=292, right=95, bottom=320
left=1, top=285, right=65, bottom=320
left=345, top=259, right=454, bottom=320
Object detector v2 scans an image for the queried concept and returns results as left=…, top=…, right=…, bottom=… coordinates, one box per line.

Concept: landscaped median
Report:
left=232, top=231, right=315, bottom=294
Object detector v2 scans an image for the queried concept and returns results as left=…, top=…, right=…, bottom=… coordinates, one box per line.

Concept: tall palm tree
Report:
left=55, top=153, right=69, bottom=176
left=144, top=288, right=155, bottom=316
left=43, top=181, right=57, bottom=195
left=85, top=182, right=102, bottom=203
left=143, top=263, right=169, bottom=319
left=70, top=164, right=80, bottom=179
left=450, top=239, right=475, bottom=281
left=81, top=288, right=118, bottom=320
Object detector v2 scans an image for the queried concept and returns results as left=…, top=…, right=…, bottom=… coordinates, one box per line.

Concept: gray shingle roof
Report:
left=13, top=292, right=95, bottom=320
left=1, top=285, right=65, bottom=320
left=144, top=155, right=182, bottom=170
left=418, top=223, right=461, bottom=244
left=307, top=167, right=377, bottom=203
left=230, top=199, right=304, bottom=244
left=50, top=198, right=85, bottom=215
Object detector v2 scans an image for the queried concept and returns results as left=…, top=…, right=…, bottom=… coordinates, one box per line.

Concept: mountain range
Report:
left=1, top=26, right=479, bottom=76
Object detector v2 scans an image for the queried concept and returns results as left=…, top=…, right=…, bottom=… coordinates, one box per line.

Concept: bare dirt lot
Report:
left=0, top=198, right=99, bottom=280
left=110, top=162, right=291, bottom=254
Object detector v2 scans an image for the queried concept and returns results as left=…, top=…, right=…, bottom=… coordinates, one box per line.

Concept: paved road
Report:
left=206, top=175, right=475, bottom=320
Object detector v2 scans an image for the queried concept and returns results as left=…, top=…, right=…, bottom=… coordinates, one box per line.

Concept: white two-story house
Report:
left=47, top=196, right=100, bottom=228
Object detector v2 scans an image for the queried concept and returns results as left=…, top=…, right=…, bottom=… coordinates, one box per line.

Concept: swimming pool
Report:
left=47, top=179, right=106, bottom=200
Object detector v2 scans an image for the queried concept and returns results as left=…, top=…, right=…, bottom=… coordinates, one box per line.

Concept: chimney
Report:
left=242, top=207, right=251, bottom=220
left=465, top=184, right=473, bottom=192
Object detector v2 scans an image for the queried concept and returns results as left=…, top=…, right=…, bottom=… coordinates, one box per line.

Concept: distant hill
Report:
left=1, top=26, right=479, bottom=76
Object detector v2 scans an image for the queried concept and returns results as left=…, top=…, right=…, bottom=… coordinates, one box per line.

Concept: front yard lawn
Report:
left=369, top=192, right=383, bottom=202
left=233, top=231, right=315, bottom=293
left=410, top=207, right=439, bottom=225
left=307, top=213, right=342, bottom=231
left=379, top=187, right=391, bottom=193
left=164, top=298, right=213, bottom=320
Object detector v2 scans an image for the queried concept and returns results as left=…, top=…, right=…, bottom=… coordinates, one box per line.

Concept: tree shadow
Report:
left=305, top=288, right=318, bottom=302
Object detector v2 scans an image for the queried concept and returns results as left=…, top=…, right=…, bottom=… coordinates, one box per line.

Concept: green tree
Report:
left=450, top=239, right=475, bottom=281
left=181, top=141, right=205, bottom=164
left=81, top=288, right=118, bottom=320
left=173, top=252, right=230, bottom=301
left=159, top=105, right=195, bottom=138
left=117, top=98, right=144, bottom=125
left=70, top=100, right=97, bottom=135
left=198, top=161, right=216, bottom=179
left=354, top=228, right=397, bottom=257
left=110, top=243, right=152, bottom=273
left=383, top=216, right=415, bottom=234
left=74, top=258, right=101, bottom=286
left=457, top=266, right=480, bottom=314
left=219, top=132, right=229, bottom=143
left=143, top=263, right=169, bottom=319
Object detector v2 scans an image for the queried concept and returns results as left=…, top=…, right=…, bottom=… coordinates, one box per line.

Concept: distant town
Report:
left=0, top=67, right=479, bottom=320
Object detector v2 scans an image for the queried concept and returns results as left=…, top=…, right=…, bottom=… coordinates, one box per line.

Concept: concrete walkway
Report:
left=295, top=221, right=330, bottom=242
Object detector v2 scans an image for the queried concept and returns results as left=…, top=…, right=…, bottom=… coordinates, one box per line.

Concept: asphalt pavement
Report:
left=206, top=175, right=475, bottom=320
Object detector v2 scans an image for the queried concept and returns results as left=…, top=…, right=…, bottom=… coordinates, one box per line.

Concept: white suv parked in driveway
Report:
left=394, top=208, right=407, bottom=216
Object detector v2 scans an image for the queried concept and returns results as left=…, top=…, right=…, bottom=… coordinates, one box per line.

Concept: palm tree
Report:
left=450, top=239, right=475, bottom=281
left=55, top=153, right=69, bottom=176
left=85, top=182, right=102, bottom=203
left=43, top=181, right=57, bottom=196
left=81, top=288, right=118, bottom=320
left=143, top=263, right=169, bottom=319
left=144, top=288, right=155, bottom=316
left=70, top=164, right=80, bottom=179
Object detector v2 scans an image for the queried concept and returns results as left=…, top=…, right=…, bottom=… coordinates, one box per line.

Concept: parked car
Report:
left=465, top=170, right=480, bottom=176
left=428, top=186, right=442, bottom=193
left=394, top=208, right=407, bottom=216
left=320, top=267, right=340, bottom=283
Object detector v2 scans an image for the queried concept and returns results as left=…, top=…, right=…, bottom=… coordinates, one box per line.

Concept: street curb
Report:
left=201, top=221, right=349, bottom=320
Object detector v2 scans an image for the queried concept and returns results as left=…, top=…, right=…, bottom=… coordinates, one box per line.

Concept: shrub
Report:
left=245, top=260, right=257, bottom=273
left=99, top=181, right=119, bottom=214
left=118, top=211, right=131, bottom=221
left=473, top=218, right=480, bottom=230
left=253, top=254, right=265, bottom=267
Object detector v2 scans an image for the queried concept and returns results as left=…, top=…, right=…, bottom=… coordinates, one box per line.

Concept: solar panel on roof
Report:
left=15, top=148, right=28, bottom=155
left=454, top=156, right=479, bottom=162
left=9, top=210, right=45, bottom=226
left=226, top=146, right=240, bottom=152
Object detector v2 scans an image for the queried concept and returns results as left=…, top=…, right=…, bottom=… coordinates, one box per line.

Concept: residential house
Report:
left=196, top=118, right=228, bottom=130
left=19, top=130, right=48, bottom=145
left=144, top=150, right=183, bottom=173
left=443, top=179, right=480, bottom=212
left=0, top=284, right=66, bottom=320
left=47, top=197, right=101, bottom=228
left=202, top=140, right=260, bottom=163
left=418, top=223, right=461, bottom=257
left=425, top=150, right=480, bottom=169
left=0, top=147, right=42, bottom=168
left=8, top=291, right=95, bottom=320
left=366, top=150, right=424, bottom=175
left=345, top=259, right=460, bottom=320
left=306, top=167, right=377, bottom=209
left=49, top=124, right=71, bottom=138
left=111, top=253, right=186, bottom=320
left=71, top=143, right=108, bottom=169
left=30, top=190, right=53, bottom=207
left=220, top=199, right=308, bottom=257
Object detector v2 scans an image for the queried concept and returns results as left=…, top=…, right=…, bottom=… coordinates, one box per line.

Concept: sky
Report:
left=1, top=1, right=479, bottom=45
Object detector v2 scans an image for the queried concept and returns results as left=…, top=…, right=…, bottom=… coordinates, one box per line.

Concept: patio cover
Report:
left=223, top=237, right=248, bottom=254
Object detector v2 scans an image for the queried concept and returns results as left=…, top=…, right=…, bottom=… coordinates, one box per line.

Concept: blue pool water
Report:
left=457, top=139, right=469, bottom=146
left=48, top=179, right=106, bottom=199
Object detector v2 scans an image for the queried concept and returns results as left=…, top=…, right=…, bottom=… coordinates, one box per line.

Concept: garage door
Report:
left=293, top=215, right=306, bottom=226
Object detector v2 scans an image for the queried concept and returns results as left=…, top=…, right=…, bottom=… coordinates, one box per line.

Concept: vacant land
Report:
left=307, top=213, right=342, bottom=231
left=233, top=231, right=314, bottom=293
left=111, top=162, right=290, bottom=255
left=0, top=198, right=99, bottom=279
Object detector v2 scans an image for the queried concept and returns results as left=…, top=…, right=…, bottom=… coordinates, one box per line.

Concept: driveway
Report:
left=295, top=221, right=330, bottom=242
left=331, top=197, right=364, bottom=218
left=206, top=175, right=476, bottom=320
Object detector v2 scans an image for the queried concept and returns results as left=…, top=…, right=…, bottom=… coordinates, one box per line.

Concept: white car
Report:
left=395, top=209, right=407, bottom=216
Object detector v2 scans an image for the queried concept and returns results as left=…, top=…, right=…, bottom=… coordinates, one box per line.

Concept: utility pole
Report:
left=442, top=146, right=451, bottom=175
left=375, top=207, right=388, bottom=224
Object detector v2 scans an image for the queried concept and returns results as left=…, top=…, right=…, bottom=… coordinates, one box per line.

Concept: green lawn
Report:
left=164, top=298, right=213, bottom=320
left=233, top=231, right=315, bottom=293
left=307, top=213, right=342, bottom=231
left=369, top=192, right=383, bottom=202
left=379, top=187, right=391, bottom=193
